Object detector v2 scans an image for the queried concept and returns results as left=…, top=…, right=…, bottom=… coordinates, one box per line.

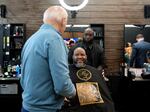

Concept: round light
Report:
left=59, top=0, right=88, bottom=11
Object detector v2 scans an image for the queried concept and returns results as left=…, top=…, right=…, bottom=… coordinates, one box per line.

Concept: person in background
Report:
left=124, top=42, right=132, bottom=66
left=20, top=6, right=76, bottom=112
left=61, top=47, right=115, bottom=112
left=68, top=39, right=76, bottom=49
left=130, top=34, right=150, bottom=68
left=76, top=37, right=83, bottom=43
left=68, top=28, right=105, bottom=71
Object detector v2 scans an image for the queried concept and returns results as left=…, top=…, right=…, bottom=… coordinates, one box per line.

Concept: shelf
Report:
left=90, top=24, right=104, bottom=48
left=0, top=23, right=25, bottom=73
left=10, top=35, right=24, bottom=38
left=0, top=77, right=20, bottom=81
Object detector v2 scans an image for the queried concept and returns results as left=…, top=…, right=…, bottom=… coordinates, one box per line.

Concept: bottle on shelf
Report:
left=13, top=26, right=19, bottom=36
left=16, top=64, right=21, bottom=77
left=6, top=36, right=10, bottom=47
left=3, top=36, right=5, bottom=49
left=0, top=65, right=4, bottom=77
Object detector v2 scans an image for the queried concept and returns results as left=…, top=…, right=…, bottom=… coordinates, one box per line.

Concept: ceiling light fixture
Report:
left=58, top=0, right=88, bottom=11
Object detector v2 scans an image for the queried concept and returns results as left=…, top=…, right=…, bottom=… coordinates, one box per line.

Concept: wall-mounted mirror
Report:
left=124, top=24, right=150, bottom=78
left=62, top=25, right=89, bottom=49
left=62, top=24, right=104, bottom=49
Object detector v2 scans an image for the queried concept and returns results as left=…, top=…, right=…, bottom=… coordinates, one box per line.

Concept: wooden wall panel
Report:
left=0, top=0, right=150, bottom=74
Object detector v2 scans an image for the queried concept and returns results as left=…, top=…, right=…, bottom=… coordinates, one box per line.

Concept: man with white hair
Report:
left=130, top=34, right=150, bottom=68
left=20, top=6, right=76, bottom=112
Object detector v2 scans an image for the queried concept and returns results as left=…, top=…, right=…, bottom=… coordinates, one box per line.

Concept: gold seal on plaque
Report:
left=76, top=69, right=92, bottom=81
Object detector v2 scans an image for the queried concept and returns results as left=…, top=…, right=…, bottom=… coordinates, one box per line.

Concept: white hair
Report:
left=43, top=6, right=68, bottom=23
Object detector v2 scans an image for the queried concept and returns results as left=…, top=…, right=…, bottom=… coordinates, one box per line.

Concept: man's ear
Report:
left=59, top=18, right=63, bottom=27
left=58, top=18, right=64, bottom=33
left=60, top=17, right=67, bottom=32
left=62, top=17, right=67, bottom=26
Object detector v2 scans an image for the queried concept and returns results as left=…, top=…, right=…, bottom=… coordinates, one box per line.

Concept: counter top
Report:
left=132, top=76, right=150, bottom=81
left=0, top=77, right=20, bottom=80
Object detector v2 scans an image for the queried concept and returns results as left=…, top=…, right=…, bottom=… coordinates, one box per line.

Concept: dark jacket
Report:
left=130, top=40, right=150, bottom=68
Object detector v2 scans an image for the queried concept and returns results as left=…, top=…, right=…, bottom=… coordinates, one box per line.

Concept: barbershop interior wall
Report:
left=0, top=0, right=150, bottom=73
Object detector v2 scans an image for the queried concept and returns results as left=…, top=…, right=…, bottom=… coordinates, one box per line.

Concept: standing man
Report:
left=20, top=6, right=76, bottom=112
left=68, top=28, right=105, bottom=70
left=130, top=34, right=150, bottom=68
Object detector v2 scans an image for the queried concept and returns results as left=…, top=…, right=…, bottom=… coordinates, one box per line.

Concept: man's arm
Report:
left=48, top=38, right=76, bottom=98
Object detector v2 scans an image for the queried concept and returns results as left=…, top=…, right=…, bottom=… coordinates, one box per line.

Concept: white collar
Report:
left=137, top=38, right=144, bottom=42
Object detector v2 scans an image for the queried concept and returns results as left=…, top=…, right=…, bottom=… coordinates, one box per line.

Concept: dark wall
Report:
left=124, top=25, right=150, bottom=44
left=0, top=25, right=3, bottom=67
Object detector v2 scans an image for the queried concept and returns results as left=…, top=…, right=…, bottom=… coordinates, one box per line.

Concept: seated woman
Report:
left=61, top=47, right=115, bottom=112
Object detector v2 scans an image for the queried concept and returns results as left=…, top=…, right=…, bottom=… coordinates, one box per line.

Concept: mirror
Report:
left=62, top=25, right=89, bottom=49
left=124, top=24, right=150, bottom=77
left=62, top=24, right=104, bottom=49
